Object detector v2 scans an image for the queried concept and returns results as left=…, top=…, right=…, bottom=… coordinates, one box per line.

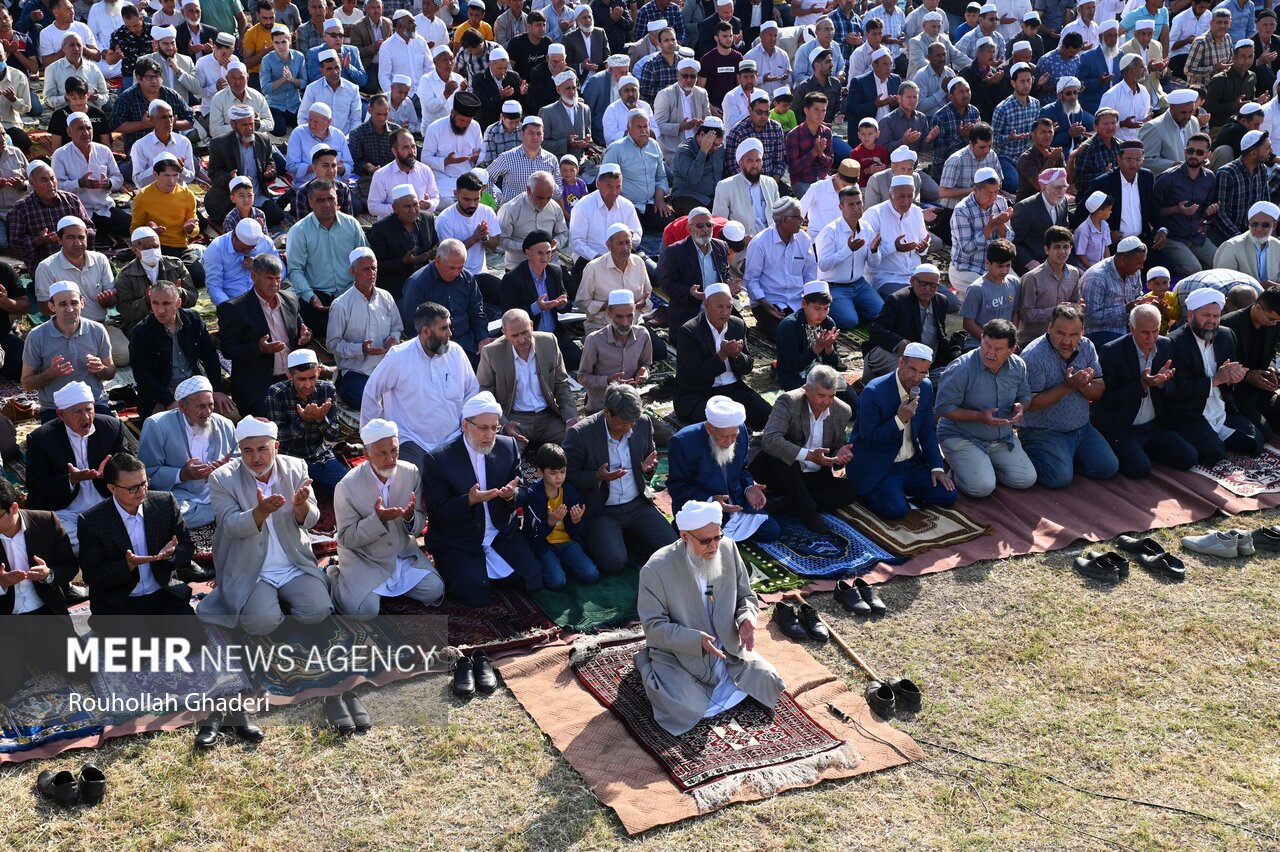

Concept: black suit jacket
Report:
left=1091, top=334, right=1176, bottom=438
left=658, top=236, right=731, bottom=333
left=562, top=409, right=656, bottom=513
left=216, top=288, right=303, bottom=416
left=960, top=61, right=1012, bottom=121
left=697, top=14, right=744, bottom=55
left=1011, top=193, right=1070, bottom=273
left=500, top=260, right=569, bottom=316
left=129, top=308, right=224, bottom=414
left=1072, top=168, right=1163, bottom=244
left=177, top=23, right=220, bottom=60
left=78, top=491, right=193, bottom=615
left=206, top=131, right=276, bottom=225
left=675, top=313, right=753, bottom=422
left=472, top=70, right=524, bottom=129
left=0, top=510, right=77, bottom=616
left=26, top=415, right=133, bottom=511
left=866, top=289, right=955, bottom=369
left=368, top=212, right=440, bottom=301
left=1165, top=323, right=1242, bottom=424
left=734, top=0, right=774, bottom=44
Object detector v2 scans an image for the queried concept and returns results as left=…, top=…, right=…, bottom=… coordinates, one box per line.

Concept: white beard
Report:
left=373, top=464, right=398, bottom=479
left=709, top=437, right=737, bottom=467
left=1063, top=102, right=1082, bottom=118
left=684, top=543, right=724, bottom=588
left=561, top=95, right=578, bottom=107
left=464, top=434, right=495, bottom=455
left=1102, top=45, right=1119, bottom=63
left=1253, top=234, right=1272, bottom=247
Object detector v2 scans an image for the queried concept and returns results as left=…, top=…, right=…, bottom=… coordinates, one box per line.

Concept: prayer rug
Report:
left=380, top=587, right=559, bottom=653
left=755, top=512, right=903, bottom=579
left=190, top=523, right=214, bottom=563
left=740, top=544, right=809, bottom=594
left=838, top=502, right=993, bottom=558
left=573, top=638, right=849, bottom=792
left=531, top=567, right=641, bottom=634
left=1190, top=444, right=1280, bottom=497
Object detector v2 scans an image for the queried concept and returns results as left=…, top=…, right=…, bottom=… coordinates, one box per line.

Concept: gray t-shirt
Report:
left=22, top=318, right=112, bottom=411
left=960, top=273, right=1020, bottom=350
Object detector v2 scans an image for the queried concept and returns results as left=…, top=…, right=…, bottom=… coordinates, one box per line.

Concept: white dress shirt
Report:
left=568, top=190, right=642, bottom=261
left=0, top=529, right=42, bottom=614
left=604, top=428, right=640, bottom=505
left=512, top=348, right=549, bottom=412
left=799, top=177, right=842, bottom=238
left=420, top=114, right=485, bottom=198
left=435, top=202, right=500, bottom=275
left=798, top=403, right=828, bottom=472
left=464, top=440, right=514, bottom=578
left=114, top=498, right=162, bottom=597
left=1119, top=172, right=1142, bottom=238
left=415, top=14, right=450, bottom=49
left=743, top=45, right=792, bottom=96
left=377, top=33, right=430, bottom=94
left=815, top=216, right=873, bottom=283
left=417, top=70, right=465, bottom=126
left=706, top=315, right=738, bottom=387
left=129, top=131, right=196, bottom=188
left=361, top=338, right=479, bottom=451
left=602, top=99, right=654, bottom=146
left=34, top=250, right=116, bottom=322
left=66, top=425, right=108, bottom=513
left=194, top=53, right=232, bottom=114
left=722, top=86, right=755, bottom=135
left=863, top=199, right=929, bottom=287
left=371, top=469, right=431, bottom=596
left=1198, top=337, right=1234, bottom=439
left=51, top=141, right=122, bottom=217
left=1100, top=81, right=1152, bottom=142
left=367, top=159, right=440, bottom=218
left=252, top=471, right=305, bottom=588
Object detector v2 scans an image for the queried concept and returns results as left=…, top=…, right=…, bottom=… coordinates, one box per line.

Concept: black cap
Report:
left=523, top=229, right=553, bottom=251
left=453, top=91, right=481, bottom=117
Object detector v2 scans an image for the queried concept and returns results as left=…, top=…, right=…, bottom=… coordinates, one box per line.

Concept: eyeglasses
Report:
left=691, top=533, right=723, bottom=546
left=1185, top=147, right=1208, bottom=155
left=1250, top=221, right=1273, bottom=229
left=678, top=72, right=697, bottom=79
left=112, top=481, right=149, bottom=495
left=464, top=418, right=501, bottom=433
left=691, top=222, right=713, bottom=229
left=914, top=279, right=940, bottom=288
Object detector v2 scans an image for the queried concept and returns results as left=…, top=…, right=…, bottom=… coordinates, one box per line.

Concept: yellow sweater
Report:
left=131, top=183, right=198, bottom=249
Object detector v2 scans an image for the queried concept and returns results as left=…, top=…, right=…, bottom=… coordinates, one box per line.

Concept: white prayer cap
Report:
left=287, top=349, right=319, bottom=369
left=391, top=7, right=412, bottom=18
left=607, top=54, right=630, bottom=67
left=1010, top=41, right=1031, bottom=54
left=308, top=102, right=333, bottom=118
left=324, top=17, right=343, bottom=30
left=548, top=43, right=566, bottom=56
left=360, top=418, right=399, bottom=446
left=1166, top=89, right=1197, bottom=106
left=627, top=107, right=648, bottom=120
left=232, top=218, right=261, bottom=245
left=1009, top=61, right=1031, bottom=77
left=57, top=215, right=86, bottom=232
left=606, top=222, right=633, bottom=240
left=431, top=44, right=451, bottom=58
left=148, top=98, right=171, bottom=115
left=130, top=226, right=158, bottom=242
left=978, top=2, right=997, bottom=12
left=391, top=183, right=417, bottom=202
left=1099, top=19, right=1118, bottom=33
left=182, top=0, right=199, bottom=6
left=471, top=167, right=489, bottom=186
left=349, top=247, right=376, bottom=266
left=703, top=282, right=731, bottom=299
left=318, top=48, right=340, bottom=62
left=687, top=206, right=711, bottom=221
left=1241, top=103, right=1265, bottom=117
left=1116, top=235, right=1146, bottom=253
left=151, top=24, right=177, bottom=39
left=677, top=58, right=700, bottom=72
left=1145, top=266, right=1170, bottom=282
left=607, top=289, right=635, bottom=306
left=25, top=160, right=49, bottom=179
left=1022, top=10, right=1039, bottom=21
left=489, top=46, right=509, bottom=61
left=947, top=76, right=969, bottom=91
left=761, top=20, right=778, bottom=31
left=152, top=151, right=181, bottom=170
left=271, top=23, right=289, bottom=34
left=973, top=166, right=999, bottom=185
left=391, top=74, right=413, bottom=87
left=48, top=281, right=79, bottom=299
left=618, top=74, right=639, bottom=89
left=467, top=0, right=484, bottom=7
left=703, top=116, right=724, bottom=131
left=462, top=391, right=503, bottom=419
left=553, top=69, right=576, bottom=86
left=1085, top=191, right=1110, bottom=213
left=1236, top=38, right=1255, bottom=50
left=67, top=111, right=92, bottom=128
left=923, top=10, right=944, bottom=22
left=560, top=153, right=579, bottom=166
left=1134, top=18, right=1155, bottom=31
left=575, top=4, right=591, bottom=17
left=736, top=137, right=764, bottom=161
left=521, top=115, right=543, bottom=128
left=53, top=381, right=94, bottom=410
left=914, top=263, right=941, bottom=276
left=226, top=60, right=247, bottom=74
left=903, top=342, right=934, bottom=362
left=235, top=416, right=278, bottom=443
left=890, top=174, right=915, bottom=188
left=773, top=86, right=791, bottom=98
left=228, top=104, right=254, bottom=121
left=976, top=37, right=995, bottom=49
left=721, top=221, right=745, bottom=242
left=869, top=46, right=889, bottom=62
left=1118, top=53, right=1142, bottom=71
left=501, top=99, right=522, bottom=114
left=175, top=376, right=213, bottom=400
left=890, top=146, right=918, bottom=163
left=1057, top=76, right=1081, bottom=93
left=803, top=281, right=830, bottom=297
left=716, top=0, right=732, bottom=6
left=750, top=90, right=770, bottom=105
left=646, top=18, right=667, bottom=32
left=1250, top=200, right=1280, bottom=220
left=1186, top=288, right=1226, bottom=311
left=676, top=499, right=722, bottom=531
left=705, top=395, right=746, bottom=428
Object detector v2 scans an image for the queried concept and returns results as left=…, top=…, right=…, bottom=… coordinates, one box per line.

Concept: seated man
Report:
left=138, top=376, right=237, bottom=533
left=1018, top=303, right=1120, bottom=487
left=1091, top=304, right=1198, bottom=479
left=635, top=499, right=785, bottom=737
left=21, top=281, right=115, bottom=420
left=668, top=396, right=778, bottom=543
left=775, top=282, right=856, bottom=406
left=289, top=177, right=368, bottom=340
left=1165, top=287, right=1265, bottom=463
left=749, top=365, right=858, bottom=533
left=420, top=392, right=543, bottom=607
left=327, top=247, right=403, bottom=409
left=563, top=383, right=677, bottom=575
left=852, top=342, right=959, bottom=519
left=578, top=290, right=653, bottom=414
left=477, top=309, right=578, bottom=449
left=936, top=318, right=1038, bottom=498
left=862, top=263, right=956, bottom=382
left=129, top=280, right=230, bottom=416
left=1220, top=287, right=1280, bottom=435
left=114, top=226, right=197, bottom=337
left=199, top=417, right=333, bottom=636
left=26, top=381, right=133, bottom=551
left=499, top=229, right=579, bottom=369
left=33, top=215, right=129, bottom=365
left=402, top=239, right=491, bottom=365
left=743, top=196, right=818, bottom=338
left=205, top=218, right=286, bottom=307
left=266, top=350, right=346, bottom=499
left=674, top=283, right=771, bottom=430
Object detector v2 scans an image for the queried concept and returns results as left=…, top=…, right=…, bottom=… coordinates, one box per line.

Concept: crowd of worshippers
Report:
left=10, top=0, right=1280, bottom=739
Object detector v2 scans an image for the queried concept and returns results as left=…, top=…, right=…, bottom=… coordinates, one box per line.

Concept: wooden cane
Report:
left=784, top=591, right=882, bottom=683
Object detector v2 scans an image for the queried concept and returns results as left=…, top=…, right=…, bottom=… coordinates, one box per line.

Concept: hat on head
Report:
left=1166, top=89, right=1197, bottom=106
left=859, top=117, right=879, bottom=129
left=392, top=8, right=412, bottom=19
left=1242, top=129, right=1268, bottom=151
left=182, top=0, right=199, bottom=5
left=501, top=99, right=522, bottom=114
left=607, top=54, right=630, bottom=67
left=1116, top=235, right=1146, bottom=253
left=234, top=218, right=262, bottom=243
left=598, top=162, right=621, bottom=176
left=606, top=222, right=633, bottom=241
left=57, top=215, right=85, bottom=232
left=215, top=32, right=235, bottom=47
left=360, top=418, right=398, bottom=446
left=750, top=90, right=770, bottom=105
left=431, top=44, right=451, bottom=58
left=151, top=24, right=177, bottom=39
left=1249, top=200, right=1280, bottom=219
left=1118, top=52, right=1142, bottom=71
left=903, top=342, right=934, bottom=361
left=522, top=229, right=553, bottom=250
left=1010, top=41, right=1030, bottom=54
left=228, top=104, right=254, bottom=121
left=553, top=69, right=576, bottom=86
left=229, top=174, right=253, bottom=193
left=607, top=289, right=635, bottom=307
left=966, top=1, right=980, bottom=9
left=677, top=58, right=700, bottom=72
left=271, top=23, right=289, bottom=34
left=736, top=137, right=764, bottom=160
left=721, top=221, right=746, bottom=243
left=468, top=0, right=485, bottom=7
left=761, top=20, right=778, bottom=31
left=67, top=111, right=91, bottom=128
left=53, top=381, right=94, bottom=410
left=703, top=115, right=724, bottom=131
left=1099, top=19, right=1118, bottom=33
left=688, top=206, right=711, bottom=221
left=391, top=74, right=413, bottom=88
left=1038, top=167, right=1066, bottom=185
left=647, top=18, right=668, bottom=32
left=1009, top=61, right=1031, bottom=76
left=489, top=46, right=509, bottom=61
left=1022, top=10, right=1039, bottom=21
left=310, top=142, right=338, bottom=160
left=287, top=349, right=319, bottom=369
left=175, top=375, right=213, bottom=400
left=391, top=183, right=416, bottom=201
left=703, top=282, right=732, bottom=299
left=618, top=74, right=639, bottom=88
left=924, top=10, right=944, bottom=22
left=349, top=246, right=375, bottom=265
left=453, top=91, right=481, bottom=116
left=318, top=47, right=340, bottom=63
left=235, top=416, right=278, bottom=443
left=1057, top=76, right=1082, bottom=93
left=676, top=499, right=722, bottom=532
left=1236, top=37, right=1255, bottom=50
left=739, top=59, right=757, bottom=72
left=870, top=46, right=889, bottom=62
left=575, top=3, right=592, bottom=16
left=559, top=153, right=579, bottom=166
left=308, top=102, right=333, bottom=119
left=890, top=173, right=915, bottom=188
left=130, top=226, right=158, bottom=242
left=1145, top=266, right=1170, bottom=282
left=773, top=85, right=792, bottom=99
left=947, top=76, right=969, bottom=91
left=48, top=281, right=79, bottom=300
left=520, top=115, right=543, bottom=128
left=462, top=391, right=503, bottom=419
left=973, top=166, right=999, bottom=184
left=976, top=36, right=995, bottom=49
left=890, top=146, right=918, bottom=163
left=979, top=2, right=997, bottom=12
left=1186, top=288, right=1226, bottom=311
left=838, top=159, right=861, bottom=179
left=915, top=262, right=941, bottom=276
left=323, top=17, right=343, bottom=31
left=548, top=43, right=566, bottom=56
left=1085, top=191, right=1111, bottom=213
left=1241, top=102, right=1264, bottom=117
left=627, top=107, right=648, bottom=120
left=1134, top=18, right=1155, bottom=31
left=802, top=281, right=830, bottom=298
left=147, top=99, right=173, bottom=117
left=470, top=167, right=489, bottom=187
left=226, top=60, right=247, bottom=74
left=705, top=396, right=746, bottom=428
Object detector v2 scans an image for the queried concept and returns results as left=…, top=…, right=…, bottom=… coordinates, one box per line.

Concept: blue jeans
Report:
left=308, top=457, right=349, bottom=499
left=28, top=87, right=42, bottom=119
left=0, top=218, right=8, bottom=251
left=829, top=278, right=885, bottom=329
left=860, top=458, right=958, bottom=519
left=538, top=540, right=600, bottom=590
left=1019, top=424, right=1119, bottom=489
left=998, top=153, right=1021, bottom=194
left=336, top=369, right=369, bottom=409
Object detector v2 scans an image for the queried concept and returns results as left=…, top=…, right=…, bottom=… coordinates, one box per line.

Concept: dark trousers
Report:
left=336, top=369, right=369, bottom=408
left=859, top=458, right=958, bottom=520
left=639, top=205, right=676, bottom=233
left=1236, top=386, right=1280, bottom=435
left=554, top=326, right=582, bottom=371
left=1, top=330, right=23, bottom=380
left=750, top=303, right=792, bottom=340
left=93, top=207, right=133, bottom=239
left=1174, top=412, right=1265, bottom=465
left=748, top=452, right=860, bottom=519
left=436, top=534, right=542, bottom=608
left=678, top=379, right=771, bottom=431
left=0, top=609, right=84, bottom=704
left=88, top=590, right=208, bottom=649
left=579, top=496, right=678, bottom=575
left=298, top=289, right=337, bottom=340
left=476, top=272, right=504, bottom=321
left=260, top=198, right=286, bottom=227
left=308, top=457, right=348, bottom=500
left=4, top=124, right=30, bottom=155
left=161, top=244, right=205, bottom=290
left=1106, top=423, right=1199, bottom=479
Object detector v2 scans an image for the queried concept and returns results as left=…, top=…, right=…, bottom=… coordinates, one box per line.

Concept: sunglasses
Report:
left=1185, top=147, right=1208, bottom=155
left=691, top=533, right=724, bottom=546
left=1250, top=221, right=1273, bottom=228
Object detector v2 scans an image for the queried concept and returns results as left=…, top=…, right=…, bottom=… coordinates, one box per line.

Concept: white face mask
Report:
left=141, top=247, right=162, bottom=267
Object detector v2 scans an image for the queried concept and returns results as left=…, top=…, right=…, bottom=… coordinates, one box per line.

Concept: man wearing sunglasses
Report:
left=1153, top=127, right=1220, bottom=279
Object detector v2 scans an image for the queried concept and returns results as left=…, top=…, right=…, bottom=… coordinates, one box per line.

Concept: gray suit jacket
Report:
left=1214, top=233, right=1280, bottom=281
left=634, top=539, right=784, bottom=735
left=333, top=460, right=436, bottom=612
left=563, top=409, right=656, bottom=512
left=198, top=454, right=326, bottom=627
left=138, top=409, right=239, bottom=508
left=476, top=332, right=577, bottom=421
left=755, top=387, right=854, bottom=464
left=538, top=100, right=593, bottom=158
left=653, top=82, right=711, bottom=161
left=712, top=172, right=780, bottom=233
left=1139, top=109, right=1200, bottom=176
left=138, top=51, right=201, bottom=102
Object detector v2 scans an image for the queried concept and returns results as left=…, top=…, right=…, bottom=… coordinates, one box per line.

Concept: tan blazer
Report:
left=712, top=172, right=781, bottom=235
left=1119, top=37, right=1167, bottom=114
left=349, top=16, right=395, bottom=68
left=1214, top=233, right=1280, bottom=281
left=476, top=332, right=577, bottom=420
left=653, top=82, right=711, bottom=161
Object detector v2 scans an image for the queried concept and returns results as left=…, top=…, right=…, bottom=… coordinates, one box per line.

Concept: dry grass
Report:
left=3, top=511, right=1279, bottom=852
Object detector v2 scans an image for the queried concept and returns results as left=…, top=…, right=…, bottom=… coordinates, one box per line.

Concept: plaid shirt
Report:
left=110, top=84, right=196, bottom=151
left=1071, top=135, right=1119, bottom=195
left=481, top=121, right=522, bottom=167
left=1035, top=49, right=1081, bottom=104
left=830, top=8, right=864, bottom=62
left=487, top=145, right=563, bottom=204
left=930, top=102, right=981, bottom=165
left=380, top=0, right=416, bottom=12
left=939, top=146, right=1002, bottom=209
left=1214, top=158, right=1271, bottom=235
left=294, top=178, right=355, bottom=218
left=950, top=193, right=1012, bottom=274
left=632, top=1, right=686, bottom=42
left=348, top=120, right=401, bottom=176
left=7, top=190, right=94, bottom=270
left=784, top=122, right=835, bottom=185
left=1081, top=257, right=1143, bottom=337
left=265, top=379, right=341, bottom=463
left=455, top=41, right=496, bottom=81
left=640, top=53, right=680, bottom=104
left=725, top=116, right=788, bottom=179
left=1186, top=33, right=1234, bottom=89
left=991, top=94, right=1041, bottom=161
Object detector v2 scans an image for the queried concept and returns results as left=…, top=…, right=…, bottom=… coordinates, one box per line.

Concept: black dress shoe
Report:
left=230, top=712, right=265, bottom=743
left=177, top=563, right=215, bottom=582
left=865, top=681, right=896, bottom=718
left=1073, top=551, right=1121, bottom=583
left=1145, top=552, right=1187, bottom=580
left=194, top=712, right=224, bottom=749
left=472, top=650, right=498, bottom=695
left=343, top=691, right=372, bottom=733
left=1116, top=535, right=1165, bottom=558
left=78, top=764, right=106, bottom=805
left=773, top=603, right=808, bottom=639
left=452, top=656, right=475, bottom=698
left=37, top=769, right=79, bottom=806
left=798, top=603, right=830, bottom=642
left=834, top=579, right=872, bottom=615
left=888, top=677, right=922, bottom=713
left=324, top=695, right=356, bottom=735
left=1097, top=550, right=1129, bottom=579
left=856, top=578, right=888, bottom=615
left=1253, top=528, right=1280, bottom=551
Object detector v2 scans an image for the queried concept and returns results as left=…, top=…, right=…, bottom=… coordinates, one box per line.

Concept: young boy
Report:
left=521, top=443, right=599, bottom=590
left=1016, top=224, right=1081, bottom=346
left=222, top=175, right=270, bottom=233
left=47, top=77, right=111, bottom=149
left=960, top=239, right=1021, bottom=350
left=559, top=154, right=588, bottom=217
left=771, top=88, right=797, bottom=131
left=849, top=117, right=889, bottom=186
left=1074, top=190, right=1112, bottom=268
left=1143, top=266, right=1180, bottom=333
left=131, top=153, right=205, bottom=287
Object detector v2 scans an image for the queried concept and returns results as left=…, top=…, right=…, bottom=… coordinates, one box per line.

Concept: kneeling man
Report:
left=635, top=499, right=786, bottom=737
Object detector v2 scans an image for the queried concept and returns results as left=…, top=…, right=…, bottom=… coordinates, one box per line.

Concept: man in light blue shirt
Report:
left=601, top=109, right=671, bottom=223
left=286, top=103, right=356, bottom=181
left=205, top=218, right=286, bottom=305
left=1215, top=0, right=1254, bottom=43
left=743, top=196, right=818, bottom=338
left=288, top=179, right=368, bottom=340
left=297, top=50, right=364, bottom=135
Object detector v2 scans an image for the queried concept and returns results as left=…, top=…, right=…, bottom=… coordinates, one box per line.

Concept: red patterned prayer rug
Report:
left=380, top=587, right=559, bottom=653
left=573, top=639, right=850, bottom=792
left=1190, top=444, right=1280, bottom=497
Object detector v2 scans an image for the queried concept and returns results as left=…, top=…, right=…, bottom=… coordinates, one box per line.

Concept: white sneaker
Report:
left=1228, top=528, right=1256, bottom=556
left=1181, top=531, right=1240, bottom=558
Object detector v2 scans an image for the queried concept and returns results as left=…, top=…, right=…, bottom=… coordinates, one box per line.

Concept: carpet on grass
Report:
left=380, top=586, right=560, bottom=653
left=839, top=502, right=993, bottom=558
left=1190, top=444, right=1280, bottom=497
left=496, top=621, right=923, bottom=834
left=740, top=543, right=809, bottom=594
left=531, top=567, right=640, bottom=634
left=755, top=512, right=904, bottom=579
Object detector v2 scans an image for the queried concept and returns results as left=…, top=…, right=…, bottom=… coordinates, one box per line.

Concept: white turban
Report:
left=462, top=391, right=503, bottom=419
left=175, top=375, right=213, bottom=400
left=705, top=395, right=746, bottom=428
left=736, top=137, right=764, bottom=161
left=67, top=111, right=91, bottom=128
left=553, top=70, right=576, bottom=86
left=228, top=104, right=254, bottom=120
left=676, top=499, right=722, bottom=531
left=1057, top=76, right=1081, bottom=93
left=287, top=349, right=319, bottom=369
left=703, top=282, right=731, bottom=299
left=1186, top=288, right=1226, bottom=311
left=360, top=418, right=399, bottom=446
left=890, top=146, right=917, bottom=163
left=235, top=416, right=279, bottom=443
left=1166, top=89, right=1197, bottom=106
left=1249, top=200, right=1280, bottom=220
left=903, top=342, right=935, bottom=361
left=151, top=25, right=177, bottom=39
left=53, top=381, right=94, bottom=410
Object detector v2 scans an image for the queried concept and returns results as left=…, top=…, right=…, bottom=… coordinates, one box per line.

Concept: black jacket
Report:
left=206, top=130, right=276, bottom=225
left=0, top=510, right=78, bottom=616
left=472, top=70, right=525, bottom=129
left=500, top=260, right=570, bottom=316
left=77, top=491, right=193, bottom=615
left=658, top=236, right=731, bottom=334
left=1091, top=333, right=1176, bottom=439
left=26, top=415, right=133, bottom=511
left=129, top=308, right=224, bottom=415
left=1011, top=192, right=1070, bottom=273
left=674, top=313, right=753, bottom=422
left=176, top=22, right=220, bottom=61
left=776, top=311, right=842, bottom=390
left=866, top=288, right=956, bottom=369
left=1072, top=168, right=1163, bottom=245
left=368, top=211, right=439, bottom=301
left=1164, top=323, right=1242, bottom=424
left=216, top=288, right=304, bottom=416
left=959, top=61, right=1012, bottom=121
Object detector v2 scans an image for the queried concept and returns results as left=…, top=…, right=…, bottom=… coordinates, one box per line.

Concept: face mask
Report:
left=141, top=247, right=162, bottom=267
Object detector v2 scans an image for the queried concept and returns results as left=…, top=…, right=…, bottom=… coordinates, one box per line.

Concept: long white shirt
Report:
left=378, top=33, right=430, bottom=94
left=420, top=114, right=484, bottom=198
left=863, top=200, right=929, bottom=287
left=39, top=21, right=97, bottom=58
left=327, top=285, right=403, bottom=377
left=743, top=44, right=792, bottom=96
left=1198, top=336, right=1233, bottom=438
left=1168, top=6, right=1210, bottom=58
left=253, top=471, right=305, bottom=588
left=799, top=176, right=842, bottom=238
left=88, top=2, right=125, bottom=54
left=361, top=338, right=479, bottom=452
left=1100, top=81, right=1152, bottom=142
left=129, top=130, right=196, bottom=188
left=67, top=424, right=103, bottom=513
left=51, top=140, right=122, bottom=217
left=722, top=85, right=757, bottom=136
left=435, top=202, right=501, bottom=276
left=417, top=69, right=465, bottom=126
left=194, top=53, right=232, bottom=114
left=414, top=13, right=450, bottom=49
left=568, top=190, right=641, bottom=261
left=816, top=216, right=874, bottom=283
left=0, top=528, right=41, bottom=614
left=367, top=159, right=440, bottom=218
left=115, top=498, right=161, bottom=597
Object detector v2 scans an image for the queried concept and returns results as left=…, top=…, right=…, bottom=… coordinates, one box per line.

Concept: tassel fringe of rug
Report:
left=569, top=628, right=645, bottom=667
left=690, top=742, right=863, bottom=811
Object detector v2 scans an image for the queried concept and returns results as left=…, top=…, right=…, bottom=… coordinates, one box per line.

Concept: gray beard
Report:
left=1102, top=45, right=1119, bottom=62
left=693, top=234, right=712, bottom=249
left=684, top=543, right=724, bottom=588
left=1193, top=324, right=1218, bottom=342
left=1252, top=234, right=1271, bottom=247
left=709, top=436, right=737, bottom=467
left=1062, top=102, right=1081, bottom=118
left=464, top=434, right=495, bottom=455
left=425, top=336, right=449, bottom=354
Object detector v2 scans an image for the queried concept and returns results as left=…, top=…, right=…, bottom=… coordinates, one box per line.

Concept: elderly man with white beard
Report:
left=635, top=498, right=785, bottom=736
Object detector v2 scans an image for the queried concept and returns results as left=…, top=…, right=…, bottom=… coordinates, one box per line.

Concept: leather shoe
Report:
left=865, top=681, right=896, bottom=718
left=324, top=695, right=355, bottom=735
left=344, top=690, right=372, bottom=733
left=772, top=603, right=808, bottom=639
left=800, top=512, right=830, bottom=534
left=797, top=603, right=830, bottom=642
left=194, top=712, right=223, bottom=749
left=1145, top=551, right=1187, bottom=581
left=1229, top=528, right=1256, bottom=556
left=230, top=711, right=264, bottom=743
left=472, top=650, right=498, bottom=695
left=1181, top=531, right=1240, bottom=558
left=37, top=769, right=79, bottom=806
left=888, top=677, right=922, bottom=713
left=1252, top=527, right=1280, bottom=551
left=177, top=563, right=215, bottom=582
left=78, top=764, right=106, bottom=805
left=452, top=656, right=475, bottom=698
left=856, top=578, right=888, bottom=615
left=1073, top=551, right=1121, bottom=583
left=834, top=579, right=872, bottom=615
left=1116, top=535, right=1166, bottom=560
left=1097, top=550, right=1129, bottom=579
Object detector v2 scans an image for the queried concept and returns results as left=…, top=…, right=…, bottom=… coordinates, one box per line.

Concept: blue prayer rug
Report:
left=755, top=513, right=905, bottom=579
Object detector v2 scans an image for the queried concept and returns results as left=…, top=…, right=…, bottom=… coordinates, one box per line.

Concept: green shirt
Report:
left=771, top=108, right=798, bottom=132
